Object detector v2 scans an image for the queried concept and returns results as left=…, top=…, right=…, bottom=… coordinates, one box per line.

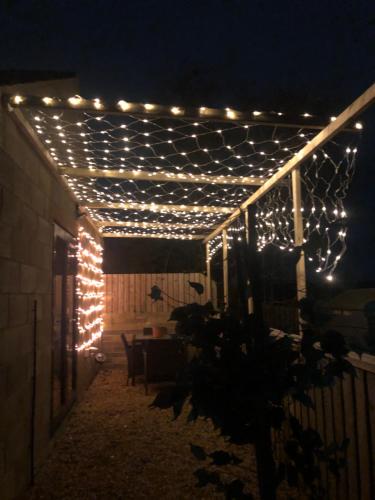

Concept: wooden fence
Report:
left=104, top=272, right=216, bottom=331
left=274, top=353, right=375, bottom=499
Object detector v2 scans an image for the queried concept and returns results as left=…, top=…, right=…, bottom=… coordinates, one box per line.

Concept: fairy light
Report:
left=254, top=145, right=358, bottom=278
left=13, top=95, right=24, bottom=104
left=68, top=95, right=82, bottom=106
left=14, top=96, right=361, bottom=275
left=76, top=226, right=104, bottom=352
left=42, top=97, right=54, bottom=105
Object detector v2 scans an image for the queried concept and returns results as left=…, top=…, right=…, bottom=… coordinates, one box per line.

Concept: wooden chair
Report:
left=120, top=334, right=144, bottom=386
left=143, top=338, right=184, bottom=394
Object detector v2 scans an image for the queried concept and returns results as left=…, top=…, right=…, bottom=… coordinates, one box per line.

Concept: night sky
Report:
left=1, top=0, right=374, bottom=286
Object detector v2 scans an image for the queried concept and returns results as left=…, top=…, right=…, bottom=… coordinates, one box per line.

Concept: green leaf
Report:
left=190, top=444, right=207, bottom=461
left=169, top=306, right=188, bottom=321
left=293, top=391, right=315, bottom=409
left=148, top=285, right=163, bottom=301
left=194, top=468, right=220, bottom=487
left=320, top=330, right=348, bottom=357
left=209, top=450, right=242, bottom=466
left=189, top=280, right=204, bottom=295
left=224, top=479, right=253, bottom=499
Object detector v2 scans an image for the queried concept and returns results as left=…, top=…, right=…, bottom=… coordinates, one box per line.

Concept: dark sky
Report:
left=1, top=0, right=374, bottom=285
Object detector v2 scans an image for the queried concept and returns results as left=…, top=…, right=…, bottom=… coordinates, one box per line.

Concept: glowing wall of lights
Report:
left=76, top=226, right=104, bottom=352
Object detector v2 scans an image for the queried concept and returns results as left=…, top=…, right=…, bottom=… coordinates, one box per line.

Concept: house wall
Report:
left=0, top=79, right=102, bottom=499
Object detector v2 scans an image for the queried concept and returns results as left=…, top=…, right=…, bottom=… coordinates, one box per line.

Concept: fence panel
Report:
left=104, top=272, right=216, bottom=331
left=278, top=356, right=375, bottom=499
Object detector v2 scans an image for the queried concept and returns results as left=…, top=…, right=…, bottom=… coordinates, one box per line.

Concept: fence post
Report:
left=222, top=229, right=229, bottom=308
left=205, top=241, right=212, bottom=302
left=244, top=209, right=254, bottom=314
left=247, top=204, right=277, bottom=500
left=292, top=168, right=307, bottom=301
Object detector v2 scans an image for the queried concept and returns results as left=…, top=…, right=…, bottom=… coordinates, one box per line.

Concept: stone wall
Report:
left=0, top=78, right=101, bottom=499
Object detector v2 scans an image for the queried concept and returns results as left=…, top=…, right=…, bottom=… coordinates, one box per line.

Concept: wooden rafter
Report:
left=85, top=201, right=234, bottom=214
left=4, top=93, right=343, bottom=130
left=204, top=82, right=375, bottom=243
left=95, top=220, right=212, bottom=229
left=100, top=232, right=204, bottom=240
left=59, top=166, right=265, bottom=186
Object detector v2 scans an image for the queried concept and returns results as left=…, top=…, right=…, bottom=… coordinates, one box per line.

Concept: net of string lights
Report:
left=9, top=95, right=334, bottom=237
left=76, top=226, right=104, bottom=352
left=253, top=140, right=358, bottom=282
left=8, top=94, right=362, bottom=280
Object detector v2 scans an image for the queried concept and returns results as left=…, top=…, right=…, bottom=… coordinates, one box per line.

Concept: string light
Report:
left=76, top=227, right=104, bottom=352
left=254, top=145, right=358, bottom=278
left=15, top=96, right=361, bottom=277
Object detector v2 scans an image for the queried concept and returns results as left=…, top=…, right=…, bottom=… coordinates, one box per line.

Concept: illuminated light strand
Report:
left=254, top=144, right=358, bottom=280
left=76, top=226, right=104, bottom=351
left=11, top=93, right=362, bottom=127
left=26, top=107, right=326, bottom=238
left=14, top=99, right=360, bottom=275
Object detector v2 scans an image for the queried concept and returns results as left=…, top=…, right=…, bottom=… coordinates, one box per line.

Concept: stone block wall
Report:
left=0, top=78, right=101, bottom=499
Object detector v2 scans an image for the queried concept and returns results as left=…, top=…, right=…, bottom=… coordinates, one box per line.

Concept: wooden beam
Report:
left=59, top=166, right=265, bottom=187
left=100, top=232, right=204, bottom=240
left=85, top=201, right=234, bottom=214
left=4, top=93, right=345, bottom=130
left=95, top=220, right=211, bottom=229
left=292, top=168, right=307, bottom=301
left=222, top=230, right=229, bottom=308
left=204, top=82, right=375, bottom=243
left=244, top=209, right=254, bottom=314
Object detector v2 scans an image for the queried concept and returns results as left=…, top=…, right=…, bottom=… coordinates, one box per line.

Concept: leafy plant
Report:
left=151, top=290, right=353, bottom=499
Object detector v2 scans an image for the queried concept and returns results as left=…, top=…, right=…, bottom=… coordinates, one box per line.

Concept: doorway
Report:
left=51, top=224, right=77, bottom=430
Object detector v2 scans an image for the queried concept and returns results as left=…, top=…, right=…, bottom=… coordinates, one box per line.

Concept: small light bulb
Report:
left=13, top=95, right=24, bottom=104
left=144, top=103, right=155, bottom=110
left=226, top=108, right=236, bottom=119
left=253, top=110, right=262, bottom=116
left=68, top=95, right=82, bottom=106
left=118, top=100, right=130, bottom=111
left=330, top=116, right=336, bottom=122
left=326, top=275, right=333, bottom=282
left=355, top=122, right=363, bottom=130
left=42, top=97, right=53, bottom=105
left=93, top=98, right=102, bottom=110
left=171, top=106, right=181, bottom=115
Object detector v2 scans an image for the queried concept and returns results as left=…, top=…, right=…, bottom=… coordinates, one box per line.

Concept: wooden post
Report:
left=205, top=241, right=212, bottom=302
left=222, top=230, right=229, bottom=309
left=292, top=168, right=307, bottom=301
left=247, top=205, right=277, bottom=500
left=244, top=210, right=254, bottom=314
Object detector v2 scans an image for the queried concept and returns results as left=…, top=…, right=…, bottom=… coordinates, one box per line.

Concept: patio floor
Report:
left=28, top=369, right=260, bottom=499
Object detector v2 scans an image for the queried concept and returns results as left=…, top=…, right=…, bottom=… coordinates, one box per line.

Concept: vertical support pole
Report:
left=222, top=229, right=229, bottom=309
left=244, top=210, right=254, bottom=314
left=292, top=168, right=307, bottom=301
left=205, top=241, right=212, bottom=302
left=247, top=204, right=277, bottom=500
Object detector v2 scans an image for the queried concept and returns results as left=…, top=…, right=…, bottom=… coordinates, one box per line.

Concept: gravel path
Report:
left=29, top=369, right=260, bottom=500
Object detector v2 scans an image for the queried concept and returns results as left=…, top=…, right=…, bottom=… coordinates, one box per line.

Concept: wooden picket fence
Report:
left=273, top=354, right=375, bottom=499
left=103, top=272, right=216, bottom=330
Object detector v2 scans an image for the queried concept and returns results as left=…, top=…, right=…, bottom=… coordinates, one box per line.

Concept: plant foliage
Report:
left=151, top=289, right=353, bottom=499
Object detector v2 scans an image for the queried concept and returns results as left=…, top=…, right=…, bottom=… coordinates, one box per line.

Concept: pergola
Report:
left=4, top=83, right=374, bottom=305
